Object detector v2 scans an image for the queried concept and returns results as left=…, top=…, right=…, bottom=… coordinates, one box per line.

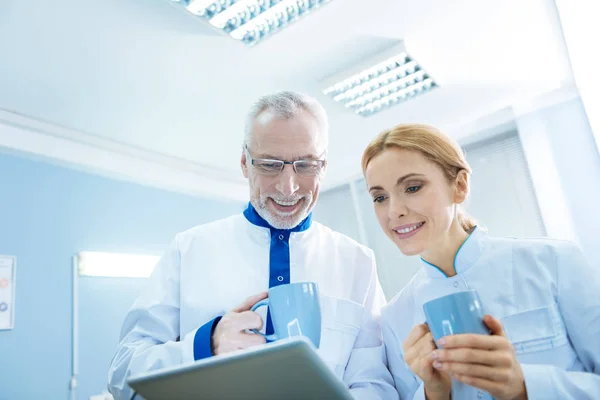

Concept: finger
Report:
left=483, top=315, right=507, bottom=337
left=415, top=332, right=437, bottom=358
left=418, top=355, right=436, bottom=381
left=404, top=332, right=434, bottom=365
left=235, top=332, right=267, bottom=348
left=232, top=311, right=264, bottom=331
left=433, top=348, right=513, bottom=367
left=452, top=374, right=503, bottom=394
left=440, top=334, right=508, bottom=350
left=435, top=361, right=509, bottom=381
left=404, top=323, right=431, bottom=350
left=404, top=331, right=434, bottom=362
left=232, top=291, right=269, bottom=312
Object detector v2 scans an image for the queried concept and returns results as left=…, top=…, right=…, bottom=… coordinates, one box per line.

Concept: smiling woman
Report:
left=360, top=123, right=600, bottom=400
left=362, top=124, right=476, bottom=261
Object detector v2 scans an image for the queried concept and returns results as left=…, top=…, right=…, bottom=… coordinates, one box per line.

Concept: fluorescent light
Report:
left=77, top=252, right=160, bottom=278
left=185, top=0, right=214, bottom=14
left=171, top=0, right=334, bottom=46
left=321, top=42, right=438, bottom=117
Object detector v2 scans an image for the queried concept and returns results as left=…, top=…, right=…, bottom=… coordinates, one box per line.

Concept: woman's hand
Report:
left=431, top=315, right=528, bottom=400
left=403, top=323, right=451, bottom=400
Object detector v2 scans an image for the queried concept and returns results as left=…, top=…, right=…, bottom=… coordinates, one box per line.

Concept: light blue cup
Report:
left=251, top=282, right=321, bottom=348
left=423, top=290, right=489, bottom=347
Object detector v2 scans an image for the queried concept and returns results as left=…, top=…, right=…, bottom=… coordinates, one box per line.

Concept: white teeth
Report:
left=394, top=222, right=424, bottom=234
left=273, top=199, right=299, bottom=207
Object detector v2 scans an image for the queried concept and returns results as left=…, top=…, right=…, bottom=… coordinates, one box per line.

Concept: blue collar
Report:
left=243, top=202, right=312, bottom=232
left=420, top=226, right=486, bottom=278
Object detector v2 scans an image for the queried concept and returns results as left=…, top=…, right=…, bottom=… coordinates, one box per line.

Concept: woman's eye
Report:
left=406, top=185, right=422, bottom=194
left=373, top=195, right=386, bottom=203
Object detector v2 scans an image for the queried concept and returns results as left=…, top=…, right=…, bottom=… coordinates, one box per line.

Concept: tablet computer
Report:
left=127, top=337, right=354, bottom=400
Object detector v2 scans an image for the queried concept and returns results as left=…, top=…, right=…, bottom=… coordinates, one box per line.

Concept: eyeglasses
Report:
left=245, top=147, right=326, bottom=177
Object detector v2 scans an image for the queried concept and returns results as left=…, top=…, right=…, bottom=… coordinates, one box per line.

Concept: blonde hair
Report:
left=362, top=123, right=477, bottom=232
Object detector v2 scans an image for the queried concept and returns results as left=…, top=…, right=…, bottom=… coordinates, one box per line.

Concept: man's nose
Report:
left=275, top=165, right=300, bottom=197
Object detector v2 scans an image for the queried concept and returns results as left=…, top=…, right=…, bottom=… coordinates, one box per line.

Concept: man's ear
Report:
left=241, top=149, right=248, bottom=179
left=454, top=169, right=469, bottom=204
left=320, top=159, right=328, bottom=179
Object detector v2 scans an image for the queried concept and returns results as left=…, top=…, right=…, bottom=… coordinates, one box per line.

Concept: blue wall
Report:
left=78, top=277, right=147, bottom=400
left=0, top=151, right=243, bottom=399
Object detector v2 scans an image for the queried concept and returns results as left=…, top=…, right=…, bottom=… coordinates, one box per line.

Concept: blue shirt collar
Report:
left=243, top=202, right=312, bottom=232
left=420, top=226, right=486, bottom=278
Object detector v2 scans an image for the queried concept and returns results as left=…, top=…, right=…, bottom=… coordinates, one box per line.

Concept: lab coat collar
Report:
left=420, top=226, right=487, bottom=278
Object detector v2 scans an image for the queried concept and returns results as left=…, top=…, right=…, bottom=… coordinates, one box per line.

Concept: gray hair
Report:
left=243, top=91, right=329, bottom=150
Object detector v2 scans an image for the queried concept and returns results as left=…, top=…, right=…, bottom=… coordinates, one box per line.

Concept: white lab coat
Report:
left=108, top=211, right=397, bottom=399
left=382, top=226, right=600, bottom=399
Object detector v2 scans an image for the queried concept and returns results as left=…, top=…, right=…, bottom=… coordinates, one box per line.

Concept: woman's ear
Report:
left=454, top=170, right=469, bottom=204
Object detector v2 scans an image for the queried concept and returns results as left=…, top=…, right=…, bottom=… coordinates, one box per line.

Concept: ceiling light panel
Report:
left=170, top=0, right=334, bottom=46
left=322, top=43, right=438, bottom=117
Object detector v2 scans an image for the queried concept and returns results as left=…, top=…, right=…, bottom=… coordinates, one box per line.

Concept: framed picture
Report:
left=0, top=255, right=16, bottom=330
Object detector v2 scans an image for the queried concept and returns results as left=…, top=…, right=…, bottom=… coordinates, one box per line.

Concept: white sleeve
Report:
left=344, top=252, right=399, bottom=400
left=381, top=310, right=425, bottom=400
left=107, top=235, right=202, bottom=400
left=522, top=242, right=600, bottom=399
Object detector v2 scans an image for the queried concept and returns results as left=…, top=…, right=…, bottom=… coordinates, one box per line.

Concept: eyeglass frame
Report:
left=244, top=145, right=327, bottom=177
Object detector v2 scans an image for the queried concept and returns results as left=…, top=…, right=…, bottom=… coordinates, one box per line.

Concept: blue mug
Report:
left=423, top=290, right=489, bottom=346
left=251, top=282, right=321, bottom=348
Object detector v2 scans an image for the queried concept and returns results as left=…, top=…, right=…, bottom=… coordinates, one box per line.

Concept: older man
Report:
left=108, top=91, right=396, bottom=399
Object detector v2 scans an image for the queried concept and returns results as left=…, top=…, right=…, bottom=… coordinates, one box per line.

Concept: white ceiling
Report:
left=0, top=0, right=574, bottom=200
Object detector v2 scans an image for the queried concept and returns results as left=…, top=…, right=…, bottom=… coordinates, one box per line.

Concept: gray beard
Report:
left=253, top=195, right=312, bottom=230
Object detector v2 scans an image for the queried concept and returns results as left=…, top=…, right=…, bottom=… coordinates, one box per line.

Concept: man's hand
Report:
left=432, top=315, right=527, bottom=400
left=211, top=291, right=269, bottom=355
